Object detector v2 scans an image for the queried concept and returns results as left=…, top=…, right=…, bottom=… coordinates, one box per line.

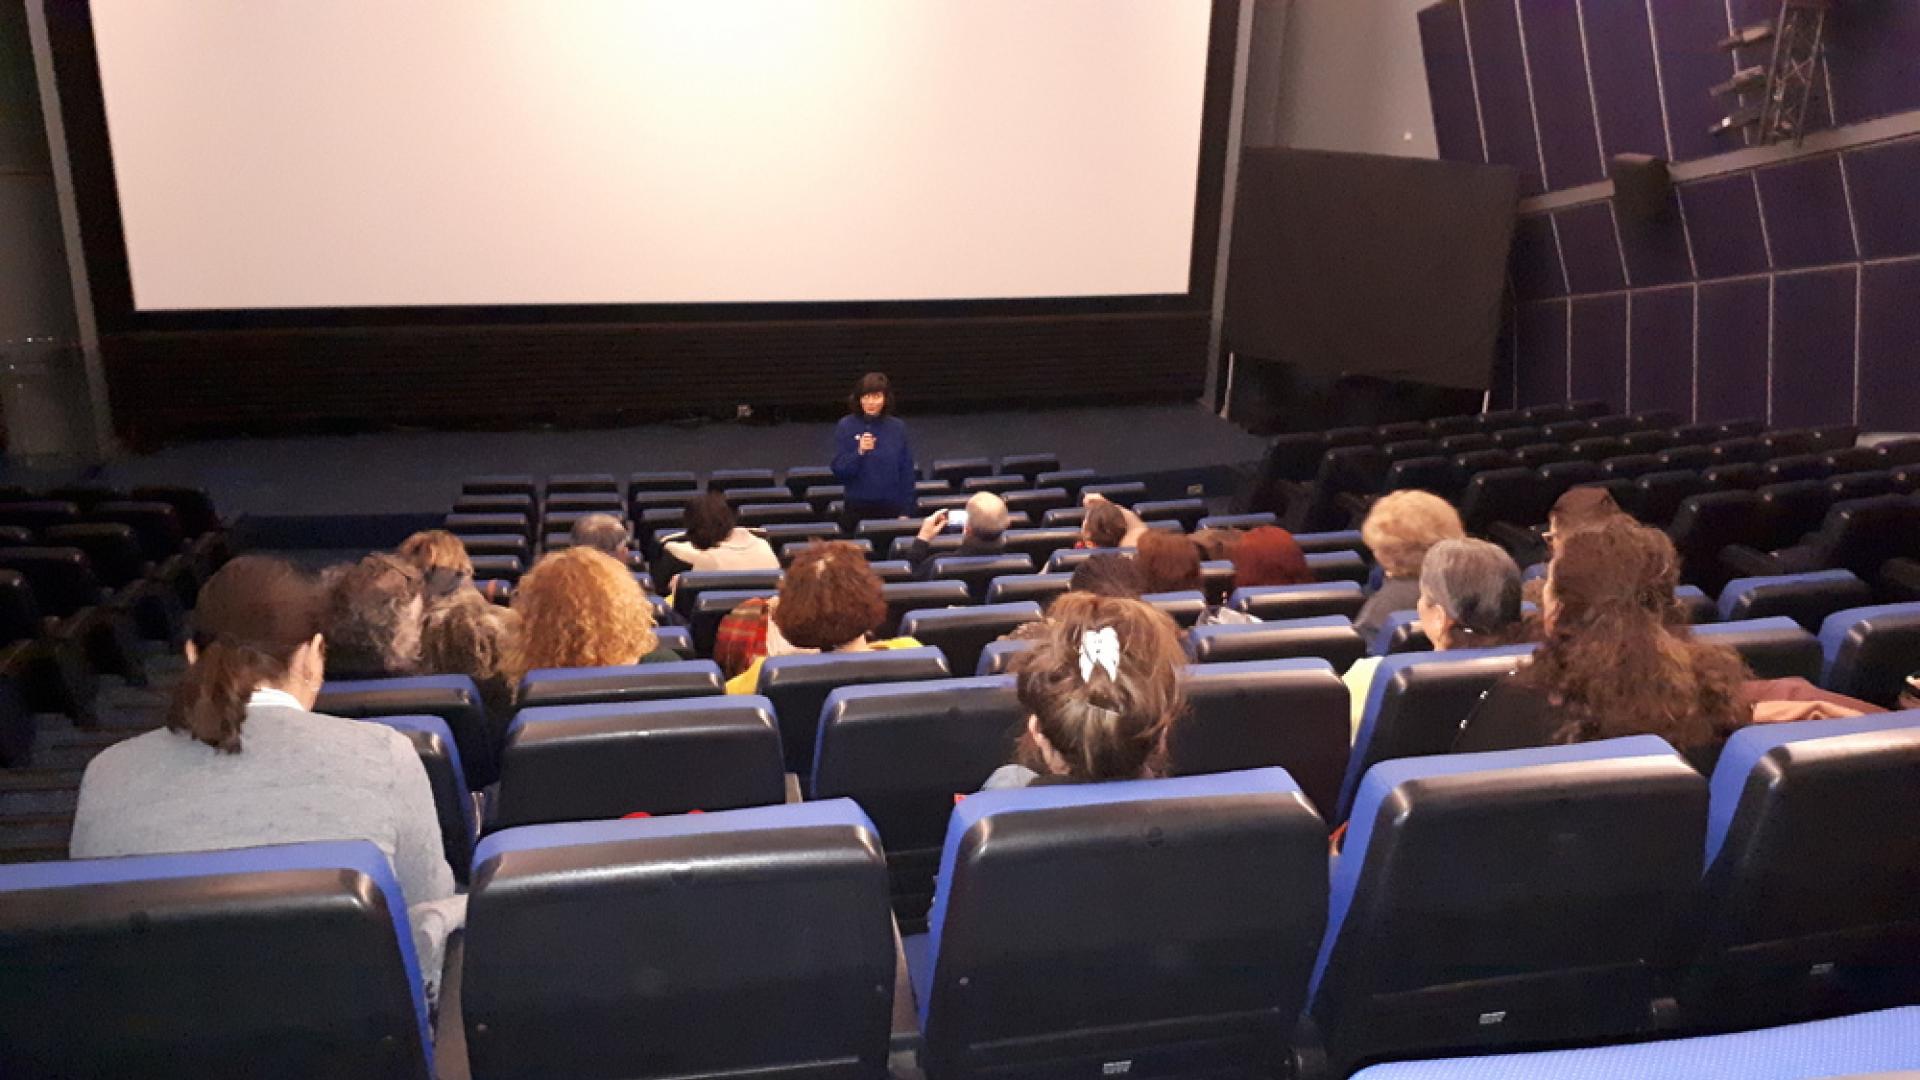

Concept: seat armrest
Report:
left=1717, top=544, right=1781, bottom=579
left=433, top=931, right=472, bottom=1080
left=1485, top=521, right=1540, bottom=554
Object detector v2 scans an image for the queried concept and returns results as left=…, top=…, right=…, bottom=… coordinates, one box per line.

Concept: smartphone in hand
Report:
left=947, top=510, right=969, bottom=531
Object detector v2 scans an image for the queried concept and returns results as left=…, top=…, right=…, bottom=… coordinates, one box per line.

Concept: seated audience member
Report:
left=1079, top=492, right=1148, bottom=550
left=1355, top=490, right=1466, bottom=641
left=420, top=589, right=521, bottom=751
left=903, top=491, right=1009, bottom=572
left=661, top=492, right=778, bottom=574
left=1230, top=525, right=1314, bottom=588
left=724, top=541, right=920, bottom=693
left=1344, top=538, right=1529, bottom=737
left=397, top=529, right=476, bottom=600
left=505, top=547, right=678, bottom=686
left=1190, top=528, right=1240, bottom=565
left=1455, top=519, right=1749, bottom=772
left=1137, top=530, right=1253, bottom=626
left=982, top=593, right=1185, bottom=789
left=69, top=557, right=462, bottom=999
left=1523, top=486, right=1628, bottom=603
left=571, top=512, right=637, bottom=565
left=322, top=553, right=427, bottom=680
left=1069, top=552, right=1146, bottom=599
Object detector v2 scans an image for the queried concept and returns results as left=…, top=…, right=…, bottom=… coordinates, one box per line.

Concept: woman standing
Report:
left=831, top=372, right=917, bottom=528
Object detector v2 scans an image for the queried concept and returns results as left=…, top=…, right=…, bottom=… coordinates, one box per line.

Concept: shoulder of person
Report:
left=981, top=763, right=1039, bottom=790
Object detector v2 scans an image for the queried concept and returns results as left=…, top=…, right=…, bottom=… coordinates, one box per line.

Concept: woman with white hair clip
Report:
left=1341, top=538, right=1531, bottom=738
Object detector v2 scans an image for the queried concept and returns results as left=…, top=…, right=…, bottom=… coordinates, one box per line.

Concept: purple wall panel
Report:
left=1768, top=269, right=1857, bottom=429
left=1569, top=294, right=1628, bottom=410
left=1515, top=299, right=1569, bottom=406
left=1518, top=0, right=1603, bottom=190
left=1615, top=195, right=1694, bottom=288
left=1493, top=297, right=1519, bottom=409
left=1579, top=0, right=1668, bottom=161
left=1553, top=201, right=1625, bottom=295
left=1628, top=285, right=1695, bottom=419
left=1858, top=259, right=1920, bottom=431
left=1695, top=277, right=1770, bottom=423
left=1418, top=1, right=1486, bottom=165
left=1650, top=0, right=1736, bottom=162
left=1825, top=0, right=1920, bottom=126
left=1843, top=137, right=1920, bottom=260
left=1461, top=0, right=1545, bottom=195
left=1510, top=213, right=1565, bottom=300
left=1680, top=174, right=1770, bottom=279
left=1754, top=156, right=1856, bottom=271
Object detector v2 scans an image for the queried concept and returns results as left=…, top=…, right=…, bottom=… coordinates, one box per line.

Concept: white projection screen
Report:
left=87, top=1, right=1215, bottom=312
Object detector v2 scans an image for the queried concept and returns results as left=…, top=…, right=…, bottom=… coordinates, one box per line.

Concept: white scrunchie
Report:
left=1078, top=626, right=1121, bottom=683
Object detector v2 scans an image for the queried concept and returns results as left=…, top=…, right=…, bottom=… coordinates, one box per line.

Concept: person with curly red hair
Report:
left=723, top=541, right=921, bottom=694
left=504, top=547, right=677, bottom=685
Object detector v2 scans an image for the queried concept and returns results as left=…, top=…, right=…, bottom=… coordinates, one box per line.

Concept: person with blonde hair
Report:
left=1355, top=489, right=1465, bottom=640
left=983, top=593, right=1187, bottom=789
left=505, top=547, right=677, bottom=685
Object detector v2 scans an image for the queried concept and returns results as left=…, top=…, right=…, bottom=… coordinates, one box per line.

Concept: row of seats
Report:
left=310, top=597, right=1920, bottom=910
left=9, top=712, right=1916, bottom=1078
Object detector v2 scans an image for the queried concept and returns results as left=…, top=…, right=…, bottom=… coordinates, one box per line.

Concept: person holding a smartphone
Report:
left=831, top=371, right=917, bottom=530
left=902, top=491, right=1009, bottom=576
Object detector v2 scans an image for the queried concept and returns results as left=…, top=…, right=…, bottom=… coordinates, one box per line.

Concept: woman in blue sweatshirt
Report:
left=831, top=371, right=917, bottom=528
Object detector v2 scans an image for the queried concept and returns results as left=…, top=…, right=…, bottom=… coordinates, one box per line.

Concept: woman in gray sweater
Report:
left=70, top=556, right=462, bottom=998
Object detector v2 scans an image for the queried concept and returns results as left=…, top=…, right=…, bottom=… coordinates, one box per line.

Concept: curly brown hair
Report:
left=397, top=530, right=473, bottom=578
left=1530, top=519, right=1750, bottom=751
left=1010, top=593, right=1185, bottom=781
left=505, top=547, right=658, bottom=682
left=1134, top=530, right=1202, bottom=593
left=422, top=589, right=519, bottom=686
left=774, top=541, right=887, bottom=650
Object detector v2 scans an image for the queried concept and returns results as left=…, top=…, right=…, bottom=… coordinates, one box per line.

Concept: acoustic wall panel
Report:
left=1843, top=137, right=1920, bottom=260
left=1754, top=156, right=1857, bottom=272
left=1615, top=195, right=1695, bottom=289
left=1628, top=285, right=1696, bottom=419
left=1695, top=277, right=1771, bottom=424
left=1680, top=175, right=1771, bottom=280
left=1418, top=0, right=1486, bottom=166
left=1578, top=0, right=1669, bottom=162
left=1510, top=213, right=1565, bottom=301
left=1517, top=0, right=1603, bottom=191
left=1650, top=0, right=1737, bottom=163
left=1460, top=0, right=1544, bottom=195
left=1569, top=294, right=1628, bottom=410
left=1824, top=0, right=1920, bottom=126
left=1768, top=268, right=1858, bottom=429
left=1858, top=258, right=1920, bottom=431
left=1515, top=299, right=1569, bottom=407
left=1554, top=201, right=1626, bottom=295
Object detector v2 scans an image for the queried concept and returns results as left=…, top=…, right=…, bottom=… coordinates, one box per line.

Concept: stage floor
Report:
left=71, top=402, right=1266, bottom=519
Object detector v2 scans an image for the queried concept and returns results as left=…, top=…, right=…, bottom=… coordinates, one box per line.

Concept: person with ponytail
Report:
left=982, top=593, right=1187, bottom=789
left=70, top=556, right=462, bottom=998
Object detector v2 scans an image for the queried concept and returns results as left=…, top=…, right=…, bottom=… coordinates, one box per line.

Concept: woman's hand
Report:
left=857, top=432, right=877, bottom=454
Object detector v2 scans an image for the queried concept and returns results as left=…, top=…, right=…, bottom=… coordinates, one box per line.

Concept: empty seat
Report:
left=1880, top=438, right=1920, bottom=466
left=454, top=493, right=536, bottom=516
left=958, top=476, right=1024, bottom=498
left=1764, top=453, right=1832, bottom=485
left=1632, top=469, right=1716, bottom=527
left=901, top=602, right=1043, bottom=678
left=931, top=458, right=993, bottom=485
left=1668, top=491, right=1769, bottom=593
left=630, top=489, right=696, bottom=515
left=545, top=491, right=624, bottom=514
left=546, top=472, right=618, bottom=495
left=1490, top=425, right=1542, bottom=449
left=515, top=659, right=724, bottom=708
left=1384, top=456, right=1458, bottom=498
left=1756, top=479, right=1836, bottom=551
left=1311, top=737, right=1706, bottom=1073
left=1044, top=546, right=1124, bottom=573
left=878, top=579, right=970, bottom=637
left=756, top=649, right=952, bottom=776
left=1294, top=529, right=1368, bottom=555
left=1231, top=581, right=1367, bottom=621
left=1826, top=469, right=1899, bottom=502
left=1197, top=512, right=1277, bottom=530
left=907, top=769, right=1329, bottom=1080
left=1711, top=437, right=1771, bottom=465
left=975, top=638, right=1035, bottom=675
left=1716, top=569, right=1874, bottom=633
left=492, top=697, right=786, bottom=829
left=724, top=485, right=800, bottom=508
left=671, top=569, right=783, bottom=623
left=464, top=802, right=895, bottom=1080
left=1656, top=445, right=1714, bottom=471
left=1134, top=497, right=1206, bottom=532
left=1174, top=658, right=1350, bottom=819
left=464, top=474, right=538, bottom=498
left=363, top=713, right=476, bottom=884
left=1438, top=433, right=1494, bottom=455
left=1369, top=608, right=1431, bottom=655
left=1475, top=408, right=1526, bottom=431
left=1515, top=443, right=1576, bottom=469
left=1377, top=421, right=1430, bottom=442
left=855, top=517, right=924, bottom=550
left=444, top=512, right=531, bottom=542
left=813, top=677, right=1024, bottom=925
left=781, top=536, right=868, bottom=566
left=868, top=559, right=914, bottom=583
left=1687, top=713, right=1920, bottom=1030
left=782, top=465, right=835, bottom=496
left=1722, top=494, right=1920, bottom=583
left=1286, top=447, right=1389, bottom=532
left=997, top=453, right=1060, bottom=483
left=983, top=572, right=1071, bottom=610
left=1692, top=617, right=1823, bottom=682
left=628, top=470, right=697, bottom=493
left=1001, top=488, right=1071, bottom=519
left=1142, top=589, right=1207, bottom=628
left=1452, top=448, right=1520, bottom=482
left=1339, top=645, right=1537, bottom=821
left=1308, top=549, right=1370, bottom=584
left=653, top=625, right=694, bottom=659
left=929, top=553, right=1035, bottom=602
left=707, top=468, right=777, bottom=492
left=691, top=587, right=780, bottom=657
left=1541, top=419, right=1591, bottom=443
left=1818, top=603, right=1920, bottom=708
left=998, top=526, right=1080, bottom=568
left=1762, top=428, right=1823, bottom=458
left=1459, top=468, right=1555, bottom=533
left=1426, top=415, right=1480, bottom=438
left=760, top=520, right=844, bottom=548
left=1189, top=615, right=1368, bottom=670
left=736, top=502, right=816, bottom=527
left=316, top=674, right=496, bottom=790
left=0, top=841, right=429, bottom=1080
left=1717, top=418, right=1766, bottom=438
left=1703, top=460, right=1764, bottom=489
left=1036, top=468, right=1100, bottom=499
left=802, top=484, right=848, bottom=515
left=1619, top=428, right=1678, bottom=454
left=1384, top=439, right=1442, bottom=463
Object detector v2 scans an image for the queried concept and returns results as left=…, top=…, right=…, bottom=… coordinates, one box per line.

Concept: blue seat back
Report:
left=1718, top=569, right=1875, bottom=633
left=929, top=554, right=1036, bottom=602
left=982, top=572, right=1072, bottom=610
left=1819, top=603, right=1920, bottom=708
left=1312, top=738, right=1706, bottom=1072
left=1370, top=608, right=1430, bottom=655
left=1230, top=580, right=1366, bottom=621
left=516, top=660, right=724, bottom=708
left=493, top=697, right=785, bottom=829
left=900, top=603, right=1041, bottom=682
left=1689, top=711, right=1920, bottom=1028
left=1141, top=589, right=1208, bottom=628
left=362, top=714, right=475, bottom=885
left=975, top=637, right=1036, bottom=675
left=1693, top=617, right=1824, bottom=682
left=915, top=769, right=1327, bottom=1080
left=878, top=579, right=970, bottom=637
left=758, top=648, right=952, bottom=776
left=0, top=841, right=428, bottom=1080
left=316, top=674, right=495, bottom=790
left=1174, top=659, right=1349, bottom=821
left=466, top=802, right=895, bottom=1079
left=1189, top=615, right=1368, bottom=670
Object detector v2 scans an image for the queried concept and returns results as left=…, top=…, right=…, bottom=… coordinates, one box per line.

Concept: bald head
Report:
left=965, top=491, right=1009, bottom=541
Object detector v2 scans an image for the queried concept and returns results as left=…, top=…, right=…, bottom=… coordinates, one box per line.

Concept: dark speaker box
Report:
left=1610, top=153, right=1673, bottom=221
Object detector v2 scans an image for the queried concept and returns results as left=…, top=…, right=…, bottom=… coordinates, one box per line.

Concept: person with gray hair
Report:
left=1340, top=537, right=1531, bottom=738
left=902, top=490, right=1009, bottom=575
left=570, top=512, right=635, bottom=564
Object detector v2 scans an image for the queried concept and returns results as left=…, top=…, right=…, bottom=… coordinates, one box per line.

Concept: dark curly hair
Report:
left=1529, top=519, right=1750, bottom=751
left=775, top=541, right=887, bottom=650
